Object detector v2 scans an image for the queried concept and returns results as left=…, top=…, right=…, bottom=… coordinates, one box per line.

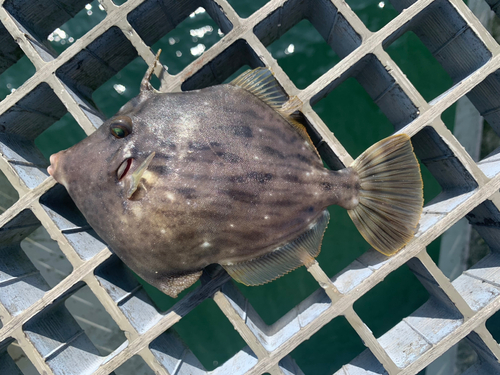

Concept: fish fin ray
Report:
left=230, top=67, right=288, bottom=110
left=230, top=68, right=318, bottom=156
left=156, top=270, right=203, bottom=298
left=348, top=134, right=423, bottom=256
left=223, top=210, right=329, bottom=286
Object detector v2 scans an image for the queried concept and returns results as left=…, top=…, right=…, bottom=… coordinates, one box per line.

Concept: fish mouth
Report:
left=118, top=152, right=156, bottom=199
left=117, top=158, right=133, bottom=180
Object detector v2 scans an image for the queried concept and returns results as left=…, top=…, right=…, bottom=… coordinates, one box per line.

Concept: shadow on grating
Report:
left=0, top=55, right=35, bottom=102
left=353, top=263, right=430, bottom=338
left=65, top=284, right=127, bottom=356
left=47, top=0, right=106, bottom=55
left=167, top=298, right=247, bottom=371
left=0, top=22, right=24, bottom=76
left=34, top=112, right=87, bottom=160
left=266, top=19, right=340, bottom=89
left=5, top=340, right=38, bottom=375
left=20, top=225, right=73, bottom=289
left=291, top=315, right=366, bottom=375
left=346, top=0, right=399, bottom=32
left=0, top=170, right=18, bottom=213
left=114, top=355, right=156, bottom=375
left=152, top=7, right=225, bottom=75
left=227, top=0, right=270, bottom=18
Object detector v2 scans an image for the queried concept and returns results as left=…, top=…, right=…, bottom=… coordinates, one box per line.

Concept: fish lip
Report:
left=117, top=158, right=133, bottom=180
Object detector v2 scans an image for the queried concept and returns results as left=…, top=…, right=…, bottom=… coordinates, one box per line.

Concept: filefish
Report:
left=48, top=53, right=423, bottom=298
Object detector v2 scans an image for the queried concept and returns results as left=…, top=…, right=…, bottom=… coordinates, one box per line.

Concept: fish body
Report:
left=48, top=59, right=423, bottom=297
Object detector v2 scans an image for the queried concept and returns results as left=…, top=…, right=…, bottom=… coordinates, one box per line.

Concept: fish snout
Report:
left=47, top=151, right=64, bottom=179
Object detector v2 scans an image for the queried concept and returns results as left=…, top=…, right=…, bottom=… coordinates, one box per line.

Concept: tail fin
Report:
left=348, top=134, right=423, bottom=256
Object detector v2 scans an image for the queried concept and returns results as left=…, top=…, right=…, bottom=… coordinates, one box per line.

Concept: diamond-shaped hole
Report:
left=0, top=210, right=65, bottom=315
left=422, top=338, right=476, bottom=374
left=266, top=19, right=340, bottom=89
left=181, top=39, right=263, bottom=91
left=385, top=31, right=452, bottom=103
left=346, top=0, right=399, bottom=32
left=65, top=284, right=127, bottom=356
left=481, top=121, right=500, bottom=160
left=236, top=262, right=324, bottom=326
left=353, top=264, right=430, bottom=338
left=20, top=224, right=73, bottom=289
left=34, top=112, right=87, bottom=160
left=227, top=0, right=270, bottom=18
left=56, top=26, right=138, bottom=107
left=171, top=299, right=246, bottom=371
left=312, top=76, right=395, bottom=159
left=39, top=184, right=107, bottom=261
left=93, top=56, right=156, bottom=118
left=412, top=125, right=477, bottom=206
left=0, top=170, right=19, bottom=213
left=151, top=7, right=225, bottom=75
left=6, top=340, right=38, bottom=375
left=115, top=355, right=155, bottom=375
left=291, top=315, right=366, bottom=374
left=47, top=0, right=106, bottom=55
left=0, top=82, right=68, bottom=188
left=384, top=0, right=491, bottom=102
left=0, top=55, right=36, bottom=102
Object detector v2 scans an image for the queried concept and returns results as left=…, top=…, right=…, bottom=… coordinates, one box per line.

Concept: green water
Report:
left=1, top=1, right=460, bottom=373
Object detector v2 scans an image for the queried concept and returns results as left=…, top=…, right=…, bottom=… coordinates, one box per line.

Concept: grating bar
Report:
left=1, top=0, right=500, bottom=373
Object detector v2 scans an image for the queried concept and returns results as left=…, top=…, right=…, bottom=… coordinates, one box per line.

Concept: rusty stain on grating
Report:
left=1, top=0, right=500, bottom=374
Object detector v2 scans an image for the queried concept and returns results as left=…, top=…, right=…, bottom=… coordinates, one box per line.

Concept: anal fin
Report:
left=223, top=210, right=330, bottom=286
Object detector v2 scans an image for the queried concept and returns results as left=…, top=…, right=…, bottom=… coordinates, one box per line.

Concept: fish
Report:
left=47, top=52, right=423, bottom=298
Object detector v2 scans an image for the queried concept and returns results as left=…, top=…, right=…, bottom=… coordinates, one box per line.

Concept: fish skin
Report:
left=48, top=81, right=360, bottom=293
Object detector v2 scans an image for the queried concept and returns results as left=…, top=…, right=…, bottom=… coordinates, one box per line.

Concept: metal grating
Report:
left=1, top=0, right=500, bottom=374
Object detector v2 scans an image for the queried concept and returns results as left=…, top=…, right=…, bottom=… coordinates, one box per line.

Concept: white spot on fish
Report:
left=254, top=156, right=259, bottom=160
left=264, top=216, right=269, bottom=220
left=201, top=241, right=211, bottom=248
left=259, top=128, right=263, bottom=132
left=161, top=229, right=166, bottom=234
left=166, top=192, right=175, bottom=201
left=155, top=271, right=158, bottom=274
left=230, top=224, right=234, bottom=228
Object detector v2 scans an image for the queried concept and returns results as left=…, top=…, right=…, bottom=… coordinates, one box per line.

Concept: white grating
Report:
left=1, top=0, right=500, bottom=374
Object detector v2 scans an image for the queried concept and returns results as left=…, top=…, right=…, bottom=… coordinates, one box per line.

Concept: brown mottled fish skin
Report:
left=48, top=84, right=359, bottom=289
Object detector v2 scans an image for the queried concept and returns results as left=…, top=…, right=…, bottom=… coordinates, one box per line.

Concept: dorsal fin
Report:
left=230, top=67, right=287, bottom=110
left=222, top=210, right=330, bottom=286
left=230, top=68, right=318, bottom=156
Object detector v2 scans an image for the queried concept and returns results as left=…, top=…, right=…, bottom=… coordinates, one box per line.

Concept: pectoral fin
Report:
left=223, top=210, right=330, bottom=286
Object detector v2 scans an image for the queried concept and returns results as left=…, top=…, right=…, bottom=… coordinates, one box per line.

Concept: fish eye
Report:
left=110, top=116, right=133, bottom=139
